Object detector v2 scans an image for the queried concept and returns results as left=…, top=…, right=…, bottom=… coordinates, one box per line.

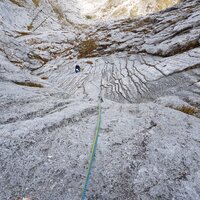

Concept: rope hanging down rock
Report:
left=81, top=95, right=102, bottom=200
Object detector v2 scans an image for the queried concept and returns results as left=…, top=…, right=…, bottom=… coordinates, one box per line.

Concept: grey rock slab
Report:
left=0, top=0, right=200, bottom=199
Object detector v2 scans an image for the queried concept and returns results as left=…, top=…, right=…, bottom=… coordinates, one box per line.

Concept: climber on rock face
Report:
left=75, top=65, right=81, bottom=73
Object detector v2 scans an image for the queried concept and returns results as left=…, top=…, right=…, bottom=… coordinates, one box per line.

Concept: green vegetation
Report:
left=85, top=15, right=93, bottom=20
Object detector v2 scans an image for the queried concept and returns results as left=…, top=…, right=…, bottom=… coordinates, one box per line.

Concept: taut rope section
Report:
left=81, top=96, right=102, bottom=200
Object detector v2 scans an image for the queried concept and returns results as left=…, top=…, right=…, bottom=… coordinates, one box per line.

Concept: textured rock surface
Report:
left=78, top=0, right=180, bottom=20
left=0, top=0, right=200, bottom=200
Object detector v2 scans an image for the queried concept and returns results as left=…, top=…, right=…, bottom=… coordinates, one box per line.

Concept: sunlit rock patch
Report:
left=79, top=0, right=181, bottom=20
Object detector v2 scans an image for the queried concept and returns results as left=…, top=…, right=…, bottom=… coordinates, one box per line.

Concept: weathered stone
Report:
left=0, top=0, right=200, bottom=200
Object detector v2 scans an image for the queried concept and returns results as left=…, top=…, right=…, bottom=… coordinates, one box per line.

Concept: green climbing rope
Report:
left=81, top=96, right=102, bottom=200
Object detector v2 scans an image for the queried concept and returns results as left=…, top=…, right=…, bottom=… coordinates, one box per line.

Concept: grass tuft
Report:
left=41, top=76, right=48, bottom=80
left=49, top=0, right=64, bottom=20
left=85, top=61, right=93, bottom=65
left=16, top=31, right=30, bottom=37
left=32, top=0, right=40, bottom=7
left=175, top=105, right=198, bottom=116
left=9, top=0, right=24, bottom=7
left=27, top=24, right=34, bottom=31
left=78, top=39, right=97, bottom=58
left=85, top=15, right=93, bottom=20
left=14, top=81, right=43, bottom=88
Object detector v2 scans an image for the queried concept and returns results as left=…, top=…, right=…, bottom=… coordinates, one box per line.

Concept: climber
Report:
left=75, top=65, right=81, bottom=73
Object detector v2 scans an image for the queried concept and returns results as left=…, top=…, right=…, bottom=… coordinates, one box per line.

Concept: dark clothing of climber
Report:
left=75, top=65, right=81, bottom=73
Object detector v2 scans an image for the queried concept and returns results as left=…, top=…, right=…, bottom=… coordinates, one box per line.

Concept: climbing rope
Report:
left=81, top=96, right=102, bottom=200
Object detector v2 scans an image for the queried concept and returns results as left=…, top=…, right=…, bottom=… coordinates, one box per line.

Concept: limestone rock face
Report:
left=0, top=0, right=200, bottom=200
left=79, top=0, right=180, bottom=20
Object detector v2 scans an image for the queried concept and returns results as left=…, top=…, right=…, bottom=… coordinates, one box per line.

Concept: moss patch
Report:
left=85, top=15, right=93, bottom=20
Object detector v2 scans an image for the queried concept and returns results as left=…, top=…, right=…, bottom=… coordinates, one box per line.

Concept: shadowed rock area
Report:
left=0, top=0, right=200, bottom=199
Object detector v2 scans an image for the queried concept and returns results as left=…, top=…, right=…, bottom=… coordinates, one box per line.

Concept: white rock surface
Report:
left=78, top=0, right=180, bottom=20
left=0, top=0, right=200, bottom=199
